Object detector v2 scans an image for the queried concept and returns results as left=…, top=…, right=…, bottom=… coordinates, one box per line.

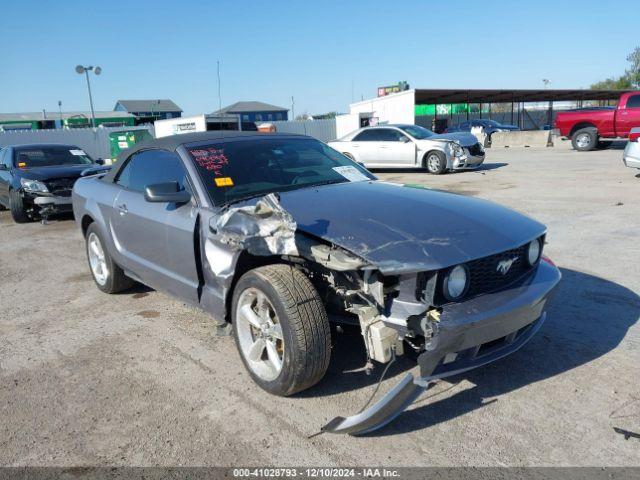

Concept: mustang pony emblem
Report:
left=496, top=257, right=518, bottom=275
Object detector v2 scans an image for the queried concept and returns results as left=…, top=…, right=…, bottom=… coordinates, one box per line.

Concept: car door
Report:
left=350, top=129, right=387, bottom=166
left=378, top=128, right=416, bottom=166
left=0, top=148, right=12, bottom=206
left=617, top=94, right=640, bottom=137
left=110, top=149, right=200, bottom=304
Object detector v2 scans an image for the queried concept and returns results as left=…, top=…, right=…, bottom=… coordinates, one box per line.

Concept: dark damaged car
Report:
left=72, top=132, right=561, bottom=435
left=0, top=143, right=106, bottom=222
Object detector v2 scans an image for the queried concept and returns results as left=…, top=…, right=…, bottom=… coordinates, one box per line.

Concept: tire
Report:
left=232, top=264, right=331, bottom=396
left=571, top=128, right=598, bottom=151
left=424, top=151, right=447, bottom=174
left=342, top=152, right=355, bottom=161
left=85, top=223, right=134, bottom=294
left=9, top=189, right=32, bottom=223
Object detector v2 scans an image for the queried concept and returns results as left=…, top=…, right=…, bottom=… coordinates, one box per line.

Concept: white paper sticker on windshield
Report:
left=70, top=149, right=86, bottom=156
left=333, top=166, right=368, bottom=182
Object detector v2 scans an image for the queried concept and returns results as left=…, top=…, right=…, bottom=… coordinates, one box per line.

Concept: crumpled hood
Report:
left=15, top=164, right=93, bottom=181
left=426, top=132, right=479, bottom=147
left=278, top=181, right=545, bottom=274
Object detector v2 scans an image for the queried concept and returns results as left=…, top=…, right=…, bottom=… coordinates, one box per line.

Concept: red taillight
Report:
left=629, top=130, right=640, bottom=142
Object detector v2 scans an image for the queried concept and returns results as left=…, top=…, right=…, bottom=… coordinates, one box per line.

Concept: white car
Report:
left=623, top=127, right=640, bottom=172
left=328, top=124, right=485, bottom=174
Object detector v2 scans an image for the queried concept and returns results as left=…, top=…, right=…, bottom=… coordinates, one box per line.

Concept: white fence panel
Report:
left=269, top=119, right=337, bottom=143
left=0, top=126, right=154, bottom=160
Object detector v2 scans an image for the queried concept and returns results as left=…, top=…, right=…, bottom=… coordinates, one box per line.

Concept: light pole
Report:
left=75, top=65, right=101, bottom=127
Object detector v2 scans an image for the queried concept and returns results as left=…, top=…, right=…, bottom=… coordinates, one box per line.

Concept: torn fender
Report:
left=212, top=193, right=298, bottom=256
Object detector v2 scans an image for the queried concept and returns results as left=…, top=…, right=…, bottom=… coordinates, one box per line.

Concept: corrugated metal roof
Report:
left=413, top=89, right=630, bottom=104
left=213, top=101, right=288, bottom=114
left=115, top=99, right=182, bottom=112
left=0, top=111, right=135, bottom=122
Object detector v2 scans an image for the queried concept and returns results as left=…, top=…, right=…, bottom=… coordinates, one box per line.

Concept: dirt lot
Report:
left=1, top=146, right=638, bottom=467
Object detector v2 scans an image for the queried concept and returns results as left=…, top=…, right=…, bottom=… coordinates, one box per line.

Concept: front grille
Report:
left=465, top=244, right=530, bottom=297
left=425, top=238, right=543, bottom=305
left=467, top=143, right=484, bottom=156
left=45, top=177, right=77, bottom=197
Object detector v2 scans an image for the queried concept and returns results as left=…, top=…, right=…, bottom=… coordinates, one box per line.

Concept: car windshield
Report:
left=14, top=146, right=93, bottom=168
left=186, top=137, right=376, bottom=206
left=397, top=125, right=434, bottom=139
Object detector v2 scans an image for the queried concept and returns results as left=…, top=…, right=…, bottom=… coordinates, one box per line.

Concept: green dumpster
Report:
left=108, top=130, right=153, bottom=162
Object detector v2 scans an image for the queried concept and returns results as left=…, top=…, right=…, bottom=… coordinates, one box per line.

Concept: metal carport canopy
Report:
left=414, top=89, right=630, bottom=104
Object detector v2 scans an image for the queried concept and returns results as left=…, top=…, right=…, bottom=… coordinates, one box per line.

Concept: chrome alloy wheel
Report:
left=575, top=132, right=592, bottom=148
left=427, top=153, right=442, bottom=172
left=235, top=288, right=285, bottom=381
left=87, top=232, right=109, bottom=286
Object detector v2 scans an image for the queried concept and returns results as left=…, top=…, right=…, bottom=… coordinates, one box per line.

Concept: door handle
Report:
left=116, top=203, right=128, bottom=216
left=380, top=146, right=389, bottom=149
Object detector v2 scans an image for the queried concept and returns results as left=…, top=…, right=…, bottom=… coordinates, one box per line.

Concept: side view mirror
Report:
left=0, top=164, right=7, bottom=171
left=399, top=136, right=411, bottom=143
left=95, top=158, right=105, bottom=165
left=144, top=182, right=191, bottom=204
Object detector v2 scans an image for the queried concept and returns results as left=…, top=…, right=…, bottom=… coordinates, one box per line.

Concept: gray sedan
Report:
left=72, top=131, right=560, bottom=435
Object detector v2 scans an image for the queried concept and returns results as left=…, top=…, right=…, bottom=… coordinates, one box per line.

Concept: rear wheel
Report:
left=571, top=128, right=598, bottom=151
left=9, top=189, right=32, bottom=223
left=232, top=264, right=331, bottom=396
left=424, top=151, right=447, bottom=174
left=85, top=223, right=134, bottom=294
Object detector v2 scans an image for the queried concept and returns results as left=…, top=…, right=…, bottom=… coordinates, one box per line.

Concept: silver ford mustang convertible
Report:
left=72, top=131, right=561, bottom=435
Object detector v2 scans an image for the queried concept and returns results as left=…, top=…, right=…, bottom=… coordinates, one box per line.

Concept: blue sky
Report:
left=0, top=0, right=637, bottom=116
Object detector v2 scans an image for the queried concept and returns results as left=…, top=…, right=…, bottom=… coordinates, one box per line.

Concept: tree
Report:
left=626, top=47, right=640, bottom=88
left=591, top=76, right=633, bottom=90
left=591, top=46, right=640, bottom=89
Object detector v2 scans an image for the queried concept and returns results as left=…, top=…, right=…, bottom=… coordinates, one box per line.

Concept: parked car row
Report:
left=1, top=130, right=562, bottom=435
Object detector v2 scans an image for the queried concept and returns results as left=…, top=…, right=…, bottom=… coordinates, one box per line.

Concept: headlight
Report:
left=443, top=264, right=469, bottom=300
left=20, top=178, right=49, bottom=193
left=451, top=142, right=464, bottom=157
left=527, top=238, right=542, bottom=265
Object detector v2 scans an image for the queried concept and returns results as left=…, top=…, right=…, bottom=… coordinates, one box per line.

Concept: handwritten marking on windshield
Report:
left=189, top=148, right=229, bottom=175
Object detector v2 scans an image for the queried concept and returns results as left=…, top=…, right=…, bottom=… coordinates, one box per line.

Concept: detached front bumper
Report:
left=323, top=259, right=561, bottom=435
left=26, top=192, right=73, bottom=215
left=452, top=153, right=485, bottom=170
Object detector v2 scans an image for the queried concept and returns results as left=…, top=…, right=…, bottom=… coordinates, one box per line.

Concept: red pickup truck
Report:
left=555, top=91, right=640, bottom=151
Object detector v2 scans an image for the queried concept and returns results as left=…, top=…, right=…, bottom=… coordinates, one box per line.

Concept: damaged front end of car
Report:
left=199, top=193, right=562, bottom=436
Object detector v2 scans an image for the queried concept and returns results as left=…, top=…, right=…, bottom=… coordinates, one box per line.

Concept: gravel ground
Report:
left=0, top=146, right=638, bottom=467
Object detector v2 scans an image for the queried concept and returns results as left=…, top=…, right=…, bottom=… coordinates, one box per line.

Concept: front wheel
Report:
left=232, top=264, right=331, bottom=396
left=9, top=189, right=32, bottom=223
left=424, top=151, right=447, bottom=174
left=571, top=128, right=598, bottom=151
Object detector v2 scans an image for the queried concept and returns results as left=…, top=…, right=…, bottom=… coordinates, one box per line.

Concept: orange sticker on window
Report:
left=18, top=162, right=27, bottom=168
left=214, top=177, right=234, bottom=187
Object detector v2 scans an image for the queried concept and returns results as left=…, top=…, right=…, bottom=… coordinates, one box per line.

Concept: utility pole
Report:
left=75, top=65, right=101, bottom=127
left=291, top=96, right=295, bottom=121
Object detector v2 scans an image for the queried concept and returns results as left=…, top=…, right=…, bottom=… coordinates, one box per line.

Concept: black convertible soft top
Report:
left=104, top=131, right=309, bottom=183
